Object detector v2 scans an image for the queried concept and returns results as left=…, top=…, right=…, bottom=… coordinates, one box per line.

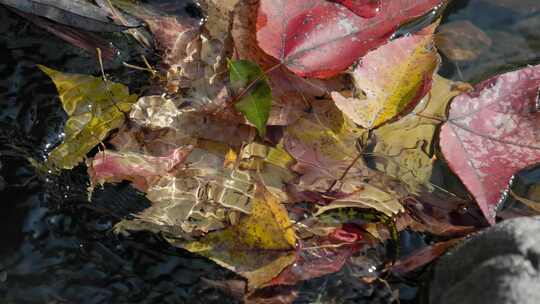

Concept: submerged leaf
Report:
left=39, top=65, right=137, bottom=169
left=435, top=20, right=492, bottom=62
left=283, top=101, right=405, bottom=216
left=440, top=64, right=540, bottom=224
left=369, top=75, right=471, bottom=191
left=0, top=0, right=136, bottom=32
left=181, top=187, right=296, bottom=290
left=229, top=60, right=272, bottom=137
left=331, top=23, right=439, bottom=129
left=391, top=238, right=461, bottom=274
left=88, top=146, right=193, bottom=192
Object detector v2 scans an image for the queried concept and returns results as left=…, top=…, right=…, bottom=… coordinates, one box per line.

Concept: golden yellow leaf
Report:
left=39, top=65, right=137, bottom=169
left=369, top=75, right=472, bottom=191
left=181, top=187, right=296, bottom=289
left=331, top=23, right=439, bottom=129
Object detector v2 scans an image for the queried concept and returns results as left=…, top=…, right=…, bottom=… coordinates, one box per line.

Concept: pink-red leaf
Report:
left=268, top=226, right=369, bottom=286
left=256, top=0, right=442, bottom=78
left=440, top=65, right=540, bottom=225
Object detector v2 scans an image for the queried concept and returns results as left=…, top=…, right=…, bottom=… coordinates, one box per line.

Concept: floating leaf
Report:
left=229, top=60, right=272, bottom=137
left=369, top=75, right=471, bottom=191
left=39, top=65, right=138, bottom=169
left=256, top=0, right=442, bottom=78
left=232, top=1, right=342, bottom=126
left=331, top=23, right=439, bottom=129
left=181, top=187, right=297, bottom=290
left=440, top=64, right=540, bottom=225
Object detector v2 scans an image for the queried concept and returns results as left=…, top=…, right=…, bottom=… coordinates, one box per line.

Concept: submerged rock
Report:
left=431, top=217, right=540, bottom=304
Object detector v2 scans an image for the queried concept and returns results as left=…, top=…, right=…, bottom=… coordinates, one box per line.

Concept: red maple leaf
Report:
left=440, top=65, right=540, bottom=224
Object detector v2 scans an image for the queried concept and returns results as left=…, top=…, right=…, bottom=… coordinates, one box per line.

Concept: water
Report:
left=1, top=1, right=539, bottom=303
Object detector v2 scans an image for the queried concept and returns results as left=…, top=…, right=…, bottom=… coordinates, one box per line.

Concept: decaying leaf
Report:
left=368, top=75, right=471, bottom=191
left=229, top=60, right=272, bottom=137
left=88, top=146, right=193, bottom=192
left=256, top=0, right=443, bottom=78
left=283, top=101, right=405, bottom=216
left=391, top=238, right=462, bottom=274
left=435, top=20, right=492, bottom=61
left=331, top=23, right=439, bottom=129
left=39, top=65, right=138, bottom=169
left=0, top=0, right=135, bottom=32
left=269, top=226, right=371, bottom=286
left=180, top=187, right=297, bottom=290
left=440, top=64, right=540, bottom=224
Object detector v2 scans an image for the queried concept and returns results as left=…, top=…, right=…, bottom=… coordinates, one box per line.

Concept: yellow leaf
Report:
left=369, top=75, right=472, bottom=191
left=283, top=101, right=405, bottom=216
left=181, top=187, right=296, bottom=289
left=332, top=23, right=439, bottom=129
left=39, top=65, right=137, bottom=169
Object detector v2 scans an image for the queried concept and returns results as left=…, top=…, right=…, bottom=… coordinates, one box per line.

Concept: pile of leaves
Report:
left=17, top=0, right=540, bottom=302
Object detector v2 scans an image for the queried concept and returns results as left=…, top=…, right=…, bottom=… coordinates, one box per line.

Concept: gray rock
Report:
left=430, top=217, right=540, bottom=304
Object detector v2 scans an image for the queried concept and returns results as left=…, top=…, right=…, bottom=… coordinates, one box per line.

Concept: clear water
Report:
left=1, top=1, right=539, bottom=303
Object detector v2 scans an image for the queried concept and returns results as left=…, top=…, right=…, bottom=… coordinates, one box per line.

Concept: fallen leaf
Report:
left=331, top=23, right=439, bottom=129
left=16, top=10, right=118, bottom=61
left=256, top=0, right=442, bottom=78
left=440, top=64, right=540, bottom=224
left=435, top=20, right=492, bottom=61
left=368, top=75, right=471, bottom=191
left=232, top=0, right=340, bottom=126
left=88, top=146, right=193, bottom=192
left=180, top=187, right=297, bottom=290
left=283, top=101, right=405, bottom=216
left=391, top=238, right=461, bottom=274
left=328, top=0, right=382, bottom=18
left=229, top=60, right=272, bottom=137
left=0, top=0, right=135, bottom=32
left=39, top=65, right=138, bottom=169
left=269, top=226, right=368, bottom=286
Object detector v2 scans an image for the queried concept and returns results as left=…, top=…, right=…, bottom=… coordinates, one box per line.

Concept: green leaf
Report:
left=38, top=65, right=138, bottom=169
left=229, top=60, right=272, bottom=137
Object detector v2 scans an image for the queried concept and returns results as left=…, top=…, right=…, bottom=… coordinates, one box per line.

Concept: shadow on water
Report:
left=0, top=0, right=539, bottom=303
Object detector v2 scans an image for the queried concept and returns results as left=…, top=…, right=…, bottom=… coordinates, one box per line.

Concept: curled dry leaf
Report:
left=256, top=0, right=443, bottom=78
left=440, top=64, right=540, bottom=225
left=38, top=65, right=138, bottom=169
left=435, top=20, right=492, bottom=61
left=331, top=23, right=439, bottom=129
left=368, top=75, right=471, bottom=192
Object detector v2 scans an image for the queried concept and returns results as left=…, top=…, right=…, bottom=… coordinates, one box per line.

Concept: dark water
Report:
left=0, top=1, right=539, bottom=303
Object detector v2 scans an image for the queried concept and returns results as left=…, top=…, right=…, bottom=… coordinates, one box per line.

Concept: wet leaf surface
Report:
left=256, top=0, right=443, bottom=78
left=331, top=23, right=439, bottom=129
left=440, top=64, right=540, bottom=224
left=2, top=0, right=540, bottom=303
left=39, top=65, right=138, bottom=169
